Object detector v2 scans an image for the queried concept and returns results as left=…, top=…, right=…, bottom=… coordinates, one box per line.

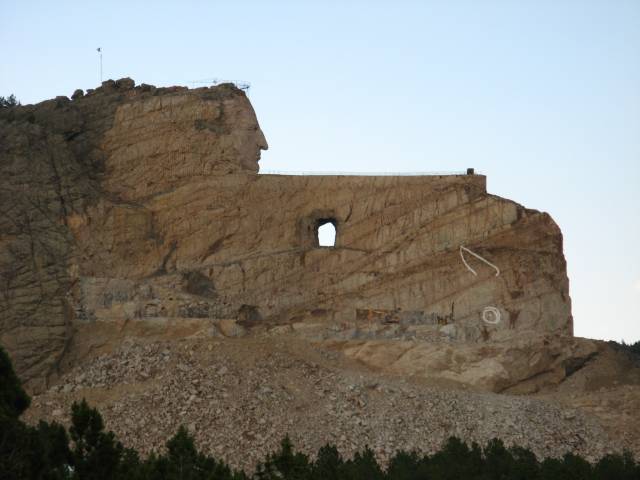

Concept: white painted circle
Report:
left=482, top=306, right=501, bottom=325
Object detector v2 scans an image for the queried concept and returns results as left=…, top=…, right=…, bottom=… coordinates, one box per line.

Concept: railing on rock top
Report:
left=259, top=169, right=479, bottom=176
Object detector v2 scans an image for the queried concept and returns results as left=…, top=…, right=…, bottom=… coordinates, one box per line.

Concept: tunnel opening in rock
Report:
left=316, top=219, right=337, bottom=247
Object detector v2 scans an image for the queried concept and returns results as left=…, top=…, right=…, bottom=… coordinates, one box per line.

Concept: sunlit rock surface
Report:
left=1, top=79, right=572, bottom=391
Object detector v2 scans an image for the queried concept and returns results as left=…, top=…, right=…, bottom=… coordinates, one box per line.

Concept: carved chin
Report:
left=243, top=155, right=259, bottom=172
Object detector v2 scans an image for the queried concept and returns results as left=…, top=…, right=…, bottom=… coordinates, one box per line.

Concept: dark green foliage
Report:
left=386, top=450, right=422, bottom=480
left=144, top=425, right=243, bottom=480
left=616, top=340, right=640, bottom=357
left=482, top=437, right=514, bottom=479
left=0, top=94, right=19, bottom=108
left=559, top=452, right=594, bottom=480
left=1, top=347, right=639, bottom=479
left=34, top=420, right=74, bottom=479
left=508, top=445, right=542, bottom=480
left=68, top=399, right=139, bottom=479
left=2, top=414, right=640, bottom=480
left=0, top=416, right=71, bottom=480
left=256, top=436, right=311, bottom=480
left=0, top=346, right=31, bottom=419
left=594, top=452, right=640, bottom=480
left=427, top=436, right=484, bottom=479
left=341, top=446, right=385, bottom=480
left=157, top=426, right=202, bottom=479
left=0, top=346, right=67, bottom=479
left=310, top=444, right=343, bottom=480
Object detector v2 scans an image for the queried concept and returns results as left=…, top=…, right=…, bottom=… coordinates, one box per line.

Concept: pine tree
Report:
left=311, top=444, right=343, bottom=480
left=0, top=347, right=71, bottom=479
left=387, top=450, right=422, bottom=480
left=69, top=399, right=139, bottom=479
left=482, top=438, right=515, bottom=479
left=0, top=94, right=19, bottom=108
left=145, top=425, right=239, bottom=480
left=256, top=436, right=311, bottom=480
left=593, top=451, right=639, bottom=480
left=508, top=445, right=541, bottom=480
left=0, top=346, right=30, bottom=419
left=341, top=447, right=384, bottom=480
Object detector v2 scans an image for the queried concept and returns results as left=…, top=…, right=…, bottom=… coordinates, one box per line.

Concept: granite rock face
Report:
left=335, top=334, right=599, bottom=394
left=0, top=79, right=266, bottom=390
left=1, top=79, right=572, bottom=391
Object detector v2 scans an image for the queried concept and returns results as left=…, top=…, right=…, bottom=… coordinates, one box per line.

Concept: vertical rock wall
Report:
left=0, top=79, right=571, bottom=391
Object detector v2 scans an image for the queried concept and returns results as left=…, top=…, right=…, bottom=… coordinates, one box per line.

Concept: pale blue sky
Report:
left=2, top=1, right=639, bottom=341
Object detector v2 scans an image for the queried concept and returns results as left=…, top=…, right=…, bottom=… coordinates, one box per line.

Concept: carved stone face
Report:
left=222, top=95, right=268, bottom=173
left=102, top=87, right=269, bottom=201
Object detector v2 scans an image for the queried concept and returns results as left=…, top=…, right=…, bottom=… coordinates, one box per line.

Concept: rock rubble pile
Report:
left=26, top=337, right=616, bottom=471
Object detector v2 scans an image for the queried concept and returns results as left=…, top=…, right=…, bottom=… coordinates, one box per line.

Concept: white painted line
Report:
left=460, top=246, right=500, bottom=277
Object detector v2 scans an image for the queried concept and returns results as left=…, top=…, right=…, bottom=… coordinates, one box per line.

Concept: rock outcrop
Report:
left=0, top=79, right=266, bottom=390
left=1, top=79, right=572, bottom=391
left=333, top=334, right=599, bottom=394
left=4, top=78, right=639, bottom=464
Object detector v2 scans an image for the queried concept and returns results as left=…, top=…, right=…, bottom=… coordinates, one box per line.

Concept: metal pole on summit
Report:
left=97, top=47, right=102, bottom=83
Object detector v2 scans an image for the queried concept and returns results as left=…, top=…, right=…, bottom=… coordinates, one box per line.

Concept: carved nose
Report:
left=257, top=129, right=268, bottom=150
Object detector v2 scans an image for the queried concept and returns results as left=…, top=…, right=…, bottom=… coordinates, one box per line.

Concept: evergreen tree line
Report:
left=2, top=347, right=639, bottom=480
left=614, top=340, right=640, bottom=358
left=0, top=94, right=19, bottom=108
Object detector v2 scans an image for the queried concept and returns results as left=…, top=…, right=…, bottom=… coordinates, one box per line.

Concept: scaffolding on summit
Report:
left=189, top=78, right=251, bottom=93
